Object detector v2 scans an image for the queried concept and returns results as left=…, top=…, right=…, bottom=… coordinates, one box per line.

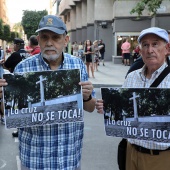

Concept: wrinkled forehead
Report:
left=140, top=33, right=166, bottom=43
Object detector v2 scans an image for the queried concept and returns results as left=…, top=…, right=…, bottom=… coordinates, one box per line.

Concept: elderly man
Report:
left=96, top=27, right=170, bottom=170
left=0, top=15, right=96, bottom=170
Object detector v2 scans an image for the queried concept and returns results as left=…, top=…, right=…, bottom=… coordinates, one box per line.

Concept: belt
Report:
left=133, top=144, right=170, bottom=155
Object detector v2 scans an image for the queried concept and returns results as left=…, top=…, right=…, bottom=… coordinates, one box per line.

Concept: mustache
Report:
left=42, top=47, right=58, bottom=53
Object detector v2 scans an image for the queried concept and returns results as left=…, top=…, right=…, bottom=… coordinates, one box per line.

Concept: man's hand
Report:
left=95, top=99, right=104, bottom=114
left=79, top=81, right=95, bottom=112
left=0, top=79, right=8, bottom=99
left=0, top=59, right=5, bottom=65
left=79, top=81, right=93, bottom=100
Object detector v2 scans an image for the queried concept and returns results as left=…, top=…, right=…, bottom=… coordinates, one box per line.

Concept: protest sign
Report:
left=101, top=87, right=170, bottom=143
left=3, top=69, right=83, bottom=128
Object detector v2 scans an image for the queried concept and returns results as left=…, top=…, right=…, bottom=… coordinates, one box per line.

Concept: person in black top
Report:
left=3, top=38, right=29, bottom=73
left=125, top=56, right=144, bottom=78
left=98, top=39, right=105, bottom=66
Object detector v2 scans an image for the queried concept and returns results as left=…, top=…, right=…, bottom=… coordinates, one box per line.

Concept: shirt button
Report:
left=59, top=124, right=62, bottom=130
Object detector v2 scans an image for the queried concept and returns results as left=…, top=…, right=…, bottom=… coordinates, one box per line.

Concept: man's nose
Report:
left=148, top=45, right=154, bottom=53
left=46, top=39, right=53, bottom=46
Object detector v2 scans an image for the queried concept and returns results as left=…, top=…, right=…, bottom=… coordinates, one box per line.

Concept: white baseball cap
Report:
left=138, top=27, right=169, bottom=43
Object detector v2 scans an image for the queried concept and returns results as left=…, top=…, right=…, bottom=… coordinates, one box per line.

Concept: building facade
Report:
left=57, top=0, right=170, bottom=61
left=0, top=0, right=9, bottom=46
left=0, top=0, right=8, bottom=25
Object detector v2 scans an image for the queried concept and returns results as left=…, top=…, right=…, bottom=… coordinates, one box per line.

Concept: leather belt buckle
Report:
left=133, top=144, right=160, bottom=155
left=150, top=150, right=153, bottom=155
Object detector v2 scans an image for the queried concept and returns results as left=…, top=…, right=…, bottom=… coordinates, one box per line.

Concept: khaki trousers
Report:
left=126, top=141, right=170, bottom=170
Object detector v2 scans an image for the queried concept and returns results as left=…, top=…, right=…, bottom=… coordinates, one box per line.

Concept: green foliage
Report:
left=3, top=24, right=11, bottom=42
left=21, top=10, right=48, bottom=40
left=7, top=31, right=19, bottom=43
left=130, top=0, right=163, bottom=17
left=0, top=18, right=4, bottom=39
left=12, top=22, right=23, bottom=38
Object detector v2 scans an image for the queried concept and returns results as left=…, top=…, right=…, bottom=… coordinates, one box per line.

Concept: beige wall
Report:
left=94, top=0, right=113, bottom=20
left=76, top=2, right=82, bottom=28
left=113, top=1, right=148, bottom=17
left=81, top=0, right=87, bottom=27
left=113, top=0, right=170, bottom=18
left=87, top=0, right=94, bottom=24
left=0, top=0, right=9, bottom=24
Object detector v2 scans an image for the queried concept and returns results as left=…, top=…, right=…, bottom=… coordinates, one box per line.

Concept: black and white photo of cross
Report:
left=129, top=92, right=140, bottom=121
left=36, top=75, right=47, bottom=106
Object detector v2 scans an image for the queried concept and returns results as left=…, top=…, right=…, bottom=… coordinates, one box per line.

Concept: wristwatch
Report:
left=83, top=95, right=92, bottom=102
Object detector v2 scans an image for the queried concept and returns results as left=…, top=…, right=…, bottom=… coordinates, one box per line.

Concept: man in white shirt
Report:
left=96, top=27, right=170, bottom=170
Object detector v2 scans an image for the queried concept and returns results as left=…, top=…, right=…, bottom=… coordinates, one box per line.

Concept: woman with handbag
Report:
left=92, top=40, right=104, bottom=71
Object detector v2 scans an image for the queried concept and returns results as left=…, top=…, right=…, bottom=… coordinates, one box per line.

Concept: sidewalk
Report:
left=89, top=61, right=130, bottom=87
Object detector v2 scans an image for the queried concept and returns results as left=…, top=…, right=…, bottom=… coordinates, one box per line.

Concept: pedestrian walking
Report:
left=84, top=40, right=95, bottom=78
left=98, top=39, right=105, bottom=66
left=121, top=39, right=131, bottom=66
left=72, top=41, right=79, bottom=57
left=93, top=40, right=103, bottom=71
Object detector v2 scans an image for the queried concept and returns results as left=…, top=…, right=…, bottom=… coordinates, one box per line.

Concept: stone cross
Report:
left=36, top=75, right=47, bottom=106
left=129, top=92, right=140, bottom=121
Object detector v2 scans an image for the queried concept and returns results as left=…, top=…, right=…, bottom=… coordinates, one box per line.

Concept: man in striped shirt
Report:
left=0, top=15, right=96, bottom=170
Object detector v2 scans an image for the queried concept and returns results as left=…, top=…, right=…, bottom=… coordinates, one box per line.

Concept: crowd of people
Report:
left=71, top=39, right=105, bottom=78
left=0, top=13, right=170, bottom=170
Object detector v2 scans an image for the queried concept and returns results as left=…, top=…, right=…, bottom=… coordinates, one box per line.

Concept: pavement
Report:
left=0, top=61, right=129, bottom=170
left=89, top=61, right=130, bottom=87
left=81, top=62, right=130, bottom=170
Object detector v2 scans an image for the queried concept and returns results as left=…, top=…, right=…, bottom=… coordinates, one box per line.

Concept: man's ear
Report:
left=64, top=35, right=70, bottom=47
left=166, top=43, right=170, bottom=56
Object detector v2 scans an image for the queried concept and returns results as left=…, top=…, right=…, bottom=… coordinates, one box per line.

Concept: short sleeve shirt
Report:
left=4, top=49, right=28, bottom=73
left=123, top=63, right=170, bottom=150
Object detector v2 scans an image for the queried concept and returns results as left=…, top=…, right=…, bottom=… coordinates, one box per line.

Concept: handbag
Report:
left=117, top=138, right=127, bottom=170
left=117, top=66, right=170, bottom=170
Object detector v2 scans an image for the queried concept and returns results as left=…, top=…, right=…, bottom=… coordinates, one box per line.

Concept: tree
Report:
left=130, top=0, right=163, bottom=16
left=12, top=22, right=23, bottom=38
left=21, top=10, right=48, bottom=40
left=7, top=31, right=19, bottom=43
left=3, top=24, right=11, bottom=42
left=0, top=18, right=4, bottom=40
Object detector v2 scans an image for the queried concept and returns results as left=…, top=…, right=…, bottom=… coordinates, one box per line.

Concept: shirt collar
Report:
left=39, top=52, right=65, bottom=70
left=140, top=62, right=168, bottom=80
